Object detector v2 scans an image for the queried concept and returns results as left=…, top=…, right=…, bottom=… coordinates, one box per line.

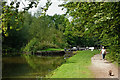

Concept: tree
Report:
left=23, top=14, right=69, bottom=52
left=1, top=1, right=39, bottom=38
left=60, top=2, right=120, bottom=62
left=1, top=0, right=52, bottom=53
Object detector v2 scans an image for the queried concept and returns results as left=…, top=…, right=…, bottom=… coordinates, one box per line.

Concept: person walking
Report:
left=100, top=46, right=106, bottom=60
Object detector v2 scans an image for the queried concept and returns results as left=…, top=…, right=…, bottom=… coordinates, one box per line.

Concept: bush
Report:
left=23, top=38, right=38, bottom=52
left=23, top=38, right=60, bottom=52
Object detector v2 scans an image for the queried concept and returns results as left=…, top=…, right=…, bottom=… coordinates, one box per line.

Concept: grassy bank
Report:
left=105, top=53, right=119, bottom=67
left=46, top=50, right=99, bottom=78
left=40, top=48, right=64, bottom=51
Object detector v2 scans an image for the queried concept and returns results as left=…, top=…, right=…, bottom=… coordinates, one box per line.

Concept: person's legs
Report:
left=102, top=54, right=104, bottom=59
left=103, top=54, right=105, bottom=59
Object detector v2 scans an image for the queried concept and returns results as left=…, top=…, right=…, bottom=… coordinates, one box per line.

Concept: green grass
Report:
left=46, top=50, right=99, bottom=78
left=40, top=48, right=64, bottom=51
left=105, top=53, right=119, bottom=67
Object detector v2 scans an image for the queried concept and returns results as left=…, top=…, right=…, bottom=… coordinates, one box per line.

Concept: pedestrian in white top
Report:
left=100, top=46, right=106, bottom=60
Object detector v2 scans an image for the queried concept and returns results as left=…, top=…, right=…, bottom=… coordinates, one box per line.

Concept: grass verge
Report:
left=46, top=50, right=99, bottom=78
left=106, top=53, right=119, bottom=67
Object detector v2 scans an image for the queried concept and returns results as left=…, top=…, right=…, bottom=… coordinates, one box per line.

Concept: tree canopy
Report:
left=1, top=1, right=120, bottom=62
left=60, top=2, right=120, bottom=62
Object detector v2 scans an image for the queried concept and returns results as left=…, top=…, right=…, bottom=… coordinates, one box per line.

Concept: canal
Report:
left=2, top=54, right=65, bottom=78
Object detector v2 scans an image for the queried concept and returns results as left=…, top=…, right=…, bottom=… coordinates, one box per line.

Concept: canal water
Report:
left=2, top=55, right=65, bottom=78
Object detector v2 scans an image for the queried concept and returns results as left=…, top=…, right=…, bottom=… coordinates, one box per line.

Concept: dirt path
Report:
left=89, top=54, right=118, bottom=78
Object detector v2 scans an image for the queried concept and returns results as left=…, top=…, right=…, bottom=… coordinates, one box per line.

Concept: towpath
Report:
left=90, top=54, right=119, bottom=78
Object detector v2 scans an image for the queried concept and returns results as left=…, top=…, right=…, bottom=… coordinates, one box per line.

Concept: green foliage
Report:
left=2, top=1, right=55, bottom=53
left=61, top=2, right=120, bottom=62
left=22, top=14, right=69, bottom=52
left=2, top=12, right=32, bottom=52
left=64, top=23, right=96, bottom=47
left=1, top=1, right=39, bottom=53
left=1, top=1, right=39, bottom=37
left=23, top=38, right=38, bottom=52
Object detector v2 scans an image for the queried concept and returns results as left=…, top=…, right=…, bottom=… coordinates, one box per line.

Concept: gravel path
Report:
left=89, top=54, right=118, bottom=78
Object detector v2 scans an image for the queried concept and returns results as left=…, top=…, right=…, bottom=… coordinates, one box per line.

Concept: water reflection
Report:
left=2, top=55, right=65, bottom=78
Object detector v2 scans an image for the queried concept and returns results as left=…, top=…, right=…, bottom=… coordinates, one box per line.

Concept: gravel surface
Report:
left=89, top=54, right=118, bottom=78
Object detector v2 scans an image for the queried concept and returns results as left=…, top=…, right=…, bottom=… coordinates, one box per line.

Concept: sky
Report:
left=30, top=0, right=66, bottom=16
left=6, top=0, right=118, bottom=16
left=6, top=0, right=66, bottom=16
left=46, top=0, right=66, bottom=16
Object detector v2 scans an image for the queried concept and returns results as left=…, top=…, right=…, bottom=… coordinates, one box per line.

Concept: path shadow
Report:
left=104, top=61, right=112, bottom=63
left=65, top=61, right=76, bottom=64
left=63, top=61, right=76, bottom=64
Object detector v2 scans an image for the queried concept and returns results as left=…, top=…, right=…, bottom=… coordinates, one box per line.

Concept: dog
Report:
left=109, top=70, right=114, bottom=76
